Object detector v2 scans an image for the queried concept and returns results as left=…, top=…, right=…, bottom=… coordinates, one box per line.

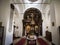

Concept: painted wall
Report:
left=45, top=1, right=60, bottom=45
left=50, top=2, right=59, bottom=45
left=13, top=12, right=20, bottom=37
left=42, top=4, right=50, bottom=37
left=13, top=10, right=23, bottom=37
left=42, top=0, right=60, bottom=45
left=54, top=0, right=60, bottom=45
left=13, top=3, right=24, bottom=37
left=0, top=0, right=13, bottom=45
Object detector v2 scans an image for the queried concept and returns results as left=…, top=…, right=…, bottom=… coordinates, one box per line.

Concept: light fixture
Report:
left=29, top=0, right=37, bottom=2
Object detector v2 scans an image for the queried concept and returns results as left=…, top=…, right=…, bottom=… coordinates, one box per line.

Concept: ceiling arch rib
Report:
left=12, top=0, right=51, bottom=15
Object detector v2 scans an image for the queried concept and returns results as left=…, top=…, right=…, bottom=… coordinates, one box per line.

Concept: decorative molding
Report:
left=29, top=0, right=37, bottom=2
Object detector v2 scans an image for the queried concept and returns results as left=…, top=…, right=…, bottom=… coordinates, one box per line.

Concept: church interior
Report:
left=0, top=0, right=60, bottom=45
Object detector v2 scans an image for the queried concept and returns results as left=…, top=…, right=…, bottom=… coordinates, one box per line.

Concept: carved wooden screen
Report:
left=22, top=8, right=42, bottom=36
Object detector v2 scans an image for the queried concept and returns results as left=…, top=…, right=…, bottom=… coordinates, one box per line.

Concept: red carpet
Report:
left=15, top=38, right=26, bottom=45
left=15, top=38, right=48, bottom=45
left=37, top=38, right=48, bottom=45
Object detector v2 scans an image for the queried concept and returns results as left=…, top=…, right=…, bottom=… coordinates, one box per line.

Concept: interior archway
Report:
left=22, top=8, right=42, bottom=36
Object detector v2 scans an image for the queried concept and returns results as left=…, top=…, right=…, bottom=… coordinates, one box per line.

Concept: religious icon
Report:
left=35, top=25, right=38, bottom=30
left=26, top=15, right=31, bottom=22
left=25, top=25, right=31, bottom=33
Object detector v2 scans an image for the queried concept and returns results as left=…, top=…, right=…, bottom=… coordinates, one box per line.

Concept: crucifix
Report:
left=31, top=13, right=35, bottom=25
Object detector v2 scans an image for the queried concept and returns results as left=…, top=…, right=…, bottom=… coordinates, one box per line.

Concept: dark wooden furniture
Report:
left=45, top=31, right=52, bottom=42
left=58, top=26, right=60, bottom=33
left=0, top=22, right=2, bottom=26
left=0, top=26, right=4, bottom=45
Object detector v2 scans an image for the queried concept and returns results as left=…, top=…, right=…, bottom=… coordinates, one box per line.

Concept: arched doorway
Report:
left=22, top=8, right=42, bottom=36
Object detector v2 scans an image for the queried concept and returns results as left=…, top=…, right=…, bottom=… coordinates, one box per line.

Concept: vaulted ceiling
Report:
left=12, top=0, right=51, bottom=14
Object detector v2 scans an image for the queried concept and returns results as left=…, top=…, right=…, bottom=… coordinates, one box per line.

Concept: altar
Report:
left=27, top=35, right=37, bottom=45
